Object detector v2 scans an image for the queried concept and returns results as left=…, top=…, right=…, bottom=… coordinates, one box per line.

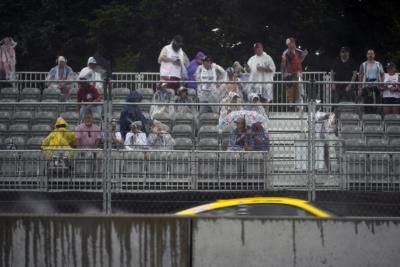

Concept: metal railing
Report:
left=2, top=78, right=400, bottom=213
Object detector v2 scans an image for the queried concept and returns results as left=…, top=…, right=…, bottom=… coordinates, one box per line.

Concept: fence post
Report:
left=102, top=79, right=112, bottom=214
left=307, top=100, right=317, bottom=201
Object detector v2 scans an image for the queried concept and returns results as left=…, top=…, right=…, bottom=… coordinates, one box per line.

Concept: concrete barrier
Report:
left=193, top=218, right=400, bottom=267
left=0, top=215, right=399, bottom=267
left=0, top=215, right=189, bottom=267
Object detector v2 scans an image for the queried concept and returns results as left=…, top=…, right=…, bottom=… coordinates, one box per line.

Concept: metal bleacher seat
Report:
left=343, top=138, right=365, bottom=151
left=198, top=125, right=219, bottom=140
left=386, top=126, right=400, bottom=143
left=363, top=125, right=384, bottom=143
left=122, top=151, right=146, bottom=179
left=197, top=137, right=219, bottom=150
left=172, top=124, right=193, bottom=140
left=0, top=87, right=19, bottom=101
left=112, top=87, right=131, bottom=101
left=68, top=87, right=78, bottom=101
left=60, top=111, right=80, bottom=125
left=335, top=102, right=360, bottom=115
left=26, top=136, right=45, bottom=149
left=20, top=87, right=41, bottom=101
left=153, top=112, right=173, bottom=129
left=20, top=150, right=46, bottom=179
left=174, top=112, right=194, bottom=127
left=0, top=123, right=7, bottom=137
left=42, top=87, right=61, bottom=101
left=384, top=114, right=400, bottom=130
left=340, top=125, right=362, bottom=140
left=389, top=139, right=400, bottom=150
left=4, top=136, right=26, bottom=149
left=19, top=99, right=40, bottom=112
left=136, top=88, right=154, bottom=101
left=174, top=137, right=193, bottom=150
left=199, top=112, right=219, bottom=126
left=362, top=114, right=382, bottom=128
left=0, top=111, right=10, bottom=124
left=8, top=123, right=30, bottom=137
left=12, top=111, right=34, bottom=125
left=34, top=111, right=57, bottom=125
left=339, top=113, right=360, bottom=129
left=39, top=98, right=60, bottom=113
left=31, top=124, right=52, bottom=137
left=0, top=99, right=15, bottom=112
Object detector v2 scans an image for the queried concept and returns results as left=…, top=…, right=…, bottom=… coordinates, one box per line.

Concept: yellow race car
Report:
left=176, top=197, right=331, bottom=218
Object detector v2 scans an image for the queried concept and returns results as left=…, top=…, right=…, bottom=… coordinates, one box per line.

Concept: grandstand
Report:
left=0, top=71, right=399, bottom=196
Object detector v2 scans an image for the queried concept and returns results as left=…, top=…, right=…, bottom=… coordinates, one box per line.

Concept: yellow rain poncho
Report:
left=41, top=117, right=77, bottom=159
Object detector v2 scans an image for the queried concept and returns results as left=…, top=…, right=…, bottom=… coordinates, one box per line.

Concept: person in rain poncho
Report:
left=246, top=42, right=276, bottom=103
left=124, top=121, right=147, bottom=150
left=77, top=71, right=102, bottom=118
left=147, top=120, right=176, bottom=150
left=41, top=117, right=77, bottom=159
left=158, top=35, right=189, bottom=94
left=246, top=93, right=268, bottom=118
left=195, top=56, right=227, bottom=113
left=175, top=86, right=196, bottom=114
left=219, top=92, right=243, bottom=126
left=120, top=90, right=147, bottom=140
left=47, top=56, right=75, bottom=95
left=0, top=37, right=17, bottom=80
left=222, top=67, right=243, bottom=99
left=79, top=57, right=103, bottom=91
left=111, top=118, right=123, bottom=148
left=149, top=82, right=175, bottom=119
left=248, top=121, right=270, bottom=151
left=227, top=117, right=252, bottom=151
left=186, top=51, right=206, bottom=91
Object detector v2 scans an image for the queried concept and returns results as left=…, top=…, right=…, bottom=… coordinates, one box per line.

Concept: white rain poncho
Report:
left=0, top=37, right=17, bottom=80
left=245, top=93, right=268, bottom=119
left=219, top=92, right=243, bottom=126
left=147, top=120, right=176, bottom=150
left=149, top=87, right=175, bottom=120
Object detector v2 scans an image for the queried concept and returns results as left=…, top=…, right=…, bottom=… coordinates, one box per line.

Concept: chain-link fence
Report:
left=1, top=77, right=400, bottom=215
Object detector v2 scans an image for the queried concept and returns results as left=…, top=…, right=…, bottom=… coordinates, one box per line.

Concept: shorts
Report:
left=284, top=74, right=299, bottom=101
left=160, top=76, right=181, bottom=95
left=382, top=97, right=397, bottom=104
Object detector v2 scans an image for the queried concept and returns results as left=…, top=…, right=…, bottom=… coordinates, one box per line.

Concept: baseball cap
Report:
left=87, top=57, right=97, bottom=65
left=286, top=37, right=296, bottom=45
left=340, top=46, right=350, bottom=53
left=253, top=42, right=263, bottom=49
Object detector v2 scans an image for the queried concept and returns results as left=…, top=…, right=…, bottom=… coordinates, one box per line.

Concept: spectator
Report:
left=77, top=71, right=102, bottom=118
left=147, top=120, right=176, bottom=150
left=195, top=56, right=226, bottom=113
left=186, top=51, right=206, bottom=92
left=0, top=37, right=17, bottom=80
left=248, top=121, right=270, bottom=151
left=233, top=61, right=248, bottom=81
left=246, top=93, right=267, bottom=118
left=41, top=116, right=77, bottom=159
left=281, top=37, right=308, bottom=110
left=120, top=90, right=147, bottom=140
left=80, top=57, right=103, bottom=91
left=124, top=121, right=147, bottom=150
left=219, top=92, right=243, bottom=125
left=47, top=56, right=75, bottom=95
left=330, top=47, right=358, bottom=103
left=111, top=118, right=123, bottom=148
left=224, top=67, right=243, bottom=98
left=227, top=117, right=252, bottom=151
left=359, top=49, right=384, bottom=113
left=158, top=35, right=189, bottom=94
left=149, top=82, right=175, bottom=119
left=381, top=62, right=400, bottom=115
left=75, top=111, right=102, bottom=148
left=175, top=86, right=196, bottom=114
left=246, top=42, right=276, bottom=103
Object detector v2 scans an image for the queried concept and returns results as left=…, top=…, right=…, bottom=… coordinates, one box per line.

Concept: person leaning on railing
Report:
left=41, top=116, right=78, bottom=159
left=380, top=62, right=400, bottom=115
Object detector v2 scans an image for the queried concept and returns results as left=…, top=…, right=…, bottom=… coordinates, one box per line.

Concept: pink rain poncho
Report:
left=0, top=37, right=17, bottom=80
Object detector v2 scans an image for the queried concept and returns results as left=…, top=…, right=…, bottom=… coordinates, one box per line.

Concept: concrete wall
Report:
left=193, top=218, right=400, bottom=267
left=0, top=216, right=399, bottom=267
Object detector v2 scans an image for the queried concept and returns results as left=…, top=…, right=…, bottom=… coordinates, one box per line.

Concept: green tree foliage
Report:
left=0, top=0, right=399, bottom=72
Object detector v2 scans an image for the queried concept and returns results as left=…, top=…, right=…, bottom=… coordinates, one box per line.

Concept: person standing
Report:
left=281, top=37, right=308, bottom=110
left=186, top=51, right=206, bottom=92
left=158, top=35, right=189, bottom=94
left=381, top=62, right=399, bottom=115
left=358, top=49, right=385, bottom=113
left=246, top=42, right=276, bottom=103
left=76, top=72, right=102, bottom=118
left=0, top=37, right=17, bottom=80
left=330, top=47, right=358, bottom=103
left=80, top=57, right=103, bottom=91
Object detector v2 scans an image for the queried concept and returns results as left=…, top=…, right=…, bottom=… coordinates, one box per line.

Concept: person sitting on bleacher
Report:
left=246, top=93, right=268, bottom=118
left=111, top=118, right=123, bottom=148
left=175, top=86, right=195, bottom=114
left=41, top=116, right=77, bottom=159
left=77, top=70, right=102, bottom=118
left=248, top=121, right=270, bottom=152
left=227, top=117, right=252, bottom=151
left=75, top=111, right=102, bottom=148
left=219, top=92, right=243, bottom=126
left=46, top=56, right=74, bottom=95
left=124, top=121, right=147, bottom=150
left=149, top=82, right=175, bottom=119
left=120, top=90, right=147, bottom=141
left=147, top=120, right=176, bottom=150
